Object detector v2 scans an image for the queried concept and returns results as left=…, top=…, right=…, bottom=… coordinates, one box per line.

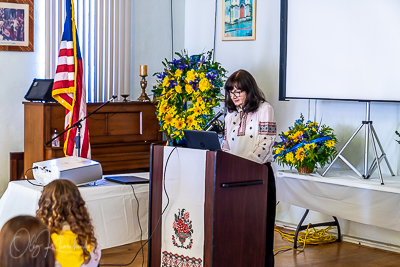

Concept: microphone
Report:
left=203, top=107, right=227, bottom=131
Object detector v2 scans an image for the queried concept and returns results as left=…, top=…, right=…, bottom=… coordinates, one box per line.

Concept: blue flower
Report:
left=294, top=119, right=302, bottom=126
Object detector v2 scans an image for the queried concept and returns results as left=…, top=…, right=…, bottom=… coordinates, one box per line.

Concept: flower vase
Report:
left=297, top=165, right=314, bottom=174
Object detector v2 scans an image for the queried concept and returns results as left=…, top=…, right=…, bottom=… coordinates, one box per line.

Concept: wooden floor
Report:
left=100, top=227, right=400, bottom=267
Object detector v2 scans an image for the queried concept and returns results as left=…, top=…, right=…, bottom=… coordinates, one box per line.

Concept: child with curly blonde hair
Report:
left=36, top=179, right=100, bottom=267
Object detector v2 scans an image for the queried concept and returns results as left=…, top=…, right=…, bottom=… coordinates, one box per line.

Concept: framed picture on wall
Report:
left=222, top=0, right=256, bottom=41
left=0, top=0, right=34, bottom=51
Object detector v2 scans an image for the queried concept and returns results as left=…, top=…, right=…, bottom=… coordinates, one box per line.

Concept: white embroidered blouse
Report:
left=221, top=101, right=277, bottom=164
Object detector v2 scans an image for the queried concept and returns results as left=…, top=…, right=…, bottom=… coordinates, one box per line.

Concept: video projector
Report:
left=32, top=156, right=103, bottom=186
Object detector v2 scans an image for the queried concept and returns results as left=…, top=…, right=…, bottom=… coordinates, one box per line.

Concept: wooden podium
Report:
left=148, top=145, right=269, bottom=267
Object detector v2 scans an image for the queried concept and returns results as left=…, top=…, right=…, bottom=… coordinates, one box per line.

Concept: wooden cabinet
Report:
left=23, top=101, right=164, bottom=178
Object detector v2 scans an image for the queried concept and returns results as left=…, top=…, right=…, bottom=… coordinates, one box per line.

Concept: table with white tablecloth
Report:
left=276, top=169, right=400, bottom=232
left=0, top=173, right=149, bottom=249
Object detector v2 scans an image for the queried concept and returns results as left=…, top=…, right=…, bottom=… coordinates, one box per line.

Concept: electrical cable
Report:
left=100, top=147, right=177, bottom=266
left=170, top=0, right=174, bottom=59
left=273, top=224, right=337, bottom=255
left=130, top=184, right=144, bottom=267
left=24, top=167, right=44, bottom=187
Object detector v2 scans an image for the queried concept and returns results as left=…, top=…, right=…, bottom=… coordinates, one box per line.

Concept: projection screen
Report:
left=279, top=0, right=400, bottom=102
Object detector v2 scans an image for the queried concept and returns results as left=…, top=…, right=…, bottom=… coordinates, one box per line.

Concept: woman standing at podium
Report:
left=221, top=69, right=276, bottom=266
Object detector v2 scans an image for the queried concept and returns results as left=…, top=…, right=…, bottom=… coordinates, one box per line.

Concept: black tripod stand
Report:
left=46, top=96, right=117, bottom=157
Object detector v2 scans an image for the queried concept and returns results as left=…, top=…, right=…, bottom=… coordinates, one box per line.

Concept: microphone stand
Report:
left=203, top=108, right=226, bottom=131
left=45, top=96, right=117, bottom=157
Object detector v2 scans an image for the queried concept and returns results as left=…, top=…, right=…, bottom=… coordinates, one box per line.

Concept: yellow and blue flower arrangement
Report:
left=152, top=50, right=226, bottom=144
left=273, top=114, right=338, bottom=172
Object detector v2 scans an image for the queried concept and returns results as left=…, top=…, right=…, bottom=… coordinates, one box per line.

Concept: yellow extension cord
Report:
left=273, top=224, right=337, bottom=253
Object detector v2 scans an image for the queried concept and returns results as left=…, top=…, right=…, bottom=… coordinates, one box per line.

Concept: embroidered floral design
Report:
left=259, top=122, right=276, bottom=135
left=162, top=251, right=202, bottom=267
left=172, top=209, right=193, bottom=249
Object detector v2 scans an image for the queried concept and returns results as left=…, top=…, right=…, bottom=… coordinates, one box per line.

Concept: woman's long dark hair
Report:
left=0, top=215, right=55, bottom=267
left=224, top=69, right=265, bottom=113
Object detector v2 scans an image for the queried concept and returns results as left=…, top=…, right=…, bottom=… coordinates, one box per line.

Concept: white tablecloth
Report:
left=276, top=169, right=400, bottom=232
left=0, top=173, right=149, bottom=249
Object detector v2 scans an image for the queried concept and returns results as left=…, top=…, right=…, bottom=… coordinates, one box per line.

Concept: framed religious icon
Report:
left=0, top=0, right=34, bottom=51
left=222, top=0, right=256, bottom=41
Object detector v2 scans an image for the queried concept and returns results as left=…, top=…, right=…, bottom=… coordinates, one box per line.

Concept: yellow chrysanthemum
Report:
left=185, top=84, right=194, bottom=94
left=197, top=96, right=204, bottom=103
left=175, top=85, right=182, bottom=93
left=295, top=148, right=306, bottom=162
left=164, top=114, right=174, bottom=125
left=304, top=127, right=309, bottom=131
left=285, top=131, right=289, bottom=136
left=285, top=152, right=295, bottom=163
left=174, top=69, right=182, bottom=78
left=186, top=115, right=195, bottom=126
left=293, top=131, right=303, bottom=139
left=159, top=105, right=168, bottom=114
left=162, top=76, right=170, bottom=87
left=324, top=140, right=335, bottom=148
left=186, top=70, right=196, bottom=82
left=304, top=143, right=317, bottom=151
left=312, top=128, right=317, bottom=132
left=193, top=106, right=202, bottom=116
left=167, top=106, right=177, bottom=116
left=199, top=78, right=211, bottom=92
left=174, top=118, right=186, bottom=131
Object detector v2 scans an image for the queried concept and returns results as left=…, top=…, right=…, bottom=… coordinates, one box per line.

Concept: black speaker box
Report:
left=24, top=79, right=55, bottom=102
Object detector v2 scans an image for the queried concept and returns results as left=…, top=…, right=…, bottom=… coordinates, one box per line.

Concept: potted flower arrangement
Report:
left=273, top=114, right=338, bottom=174
left=152, top=50, right=227, bottom=145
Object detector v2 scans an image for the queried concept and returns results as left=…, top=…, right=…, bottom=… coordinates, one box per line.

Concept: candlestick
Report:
left=140, top=65, right=147, bottom=76
left=137, top=65, right=151, bottom=102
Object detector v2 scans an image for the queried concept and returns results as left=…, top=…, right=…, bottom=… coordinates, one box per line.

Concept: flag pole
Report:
left=45, top=96, right=117, bottom=156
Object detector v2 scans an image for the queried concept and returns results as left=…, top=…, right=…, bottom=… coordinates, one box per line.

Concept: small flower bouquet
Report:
left=273, top=114, right=338, bottom=173
left=152, top=50, right=227, bottom=144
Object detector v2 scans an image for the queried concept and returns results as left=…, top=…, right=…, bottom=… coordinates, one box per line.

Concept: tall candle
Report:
left=140, top=65, right=147, bottom=76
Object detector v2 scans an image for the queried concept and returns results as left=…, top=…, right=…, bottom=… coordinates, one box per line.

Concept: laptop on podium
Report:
left=183, top=130, right=221, bottom=151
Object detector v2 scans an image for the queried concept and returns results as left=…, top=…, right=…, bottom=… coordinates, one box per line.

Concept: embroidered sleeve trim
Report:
left=259, top=122, right=276, bottom=135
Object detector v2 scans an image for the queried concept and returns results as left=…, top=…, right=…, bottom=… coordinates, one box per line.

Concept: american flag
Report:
left=52, top=0, right=90, bottom=158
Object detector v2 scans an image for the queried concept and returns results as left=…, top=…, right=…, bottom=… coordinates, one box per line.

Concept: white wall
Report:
left=184, top=0, right=400, bottom=246
left=130, top=0, right=185, bottom=99
left=0, top=0, right=45, bottom=194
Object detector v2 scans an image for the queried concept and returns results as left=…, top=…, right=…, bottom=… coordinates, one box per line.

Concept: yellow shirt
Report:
left=51, top=230, right=93, bottom=267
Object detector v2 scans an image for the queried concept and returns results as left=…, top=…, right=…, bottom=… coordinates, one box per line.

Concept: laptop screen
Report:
left=183, top=130, right=221, bottom=151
